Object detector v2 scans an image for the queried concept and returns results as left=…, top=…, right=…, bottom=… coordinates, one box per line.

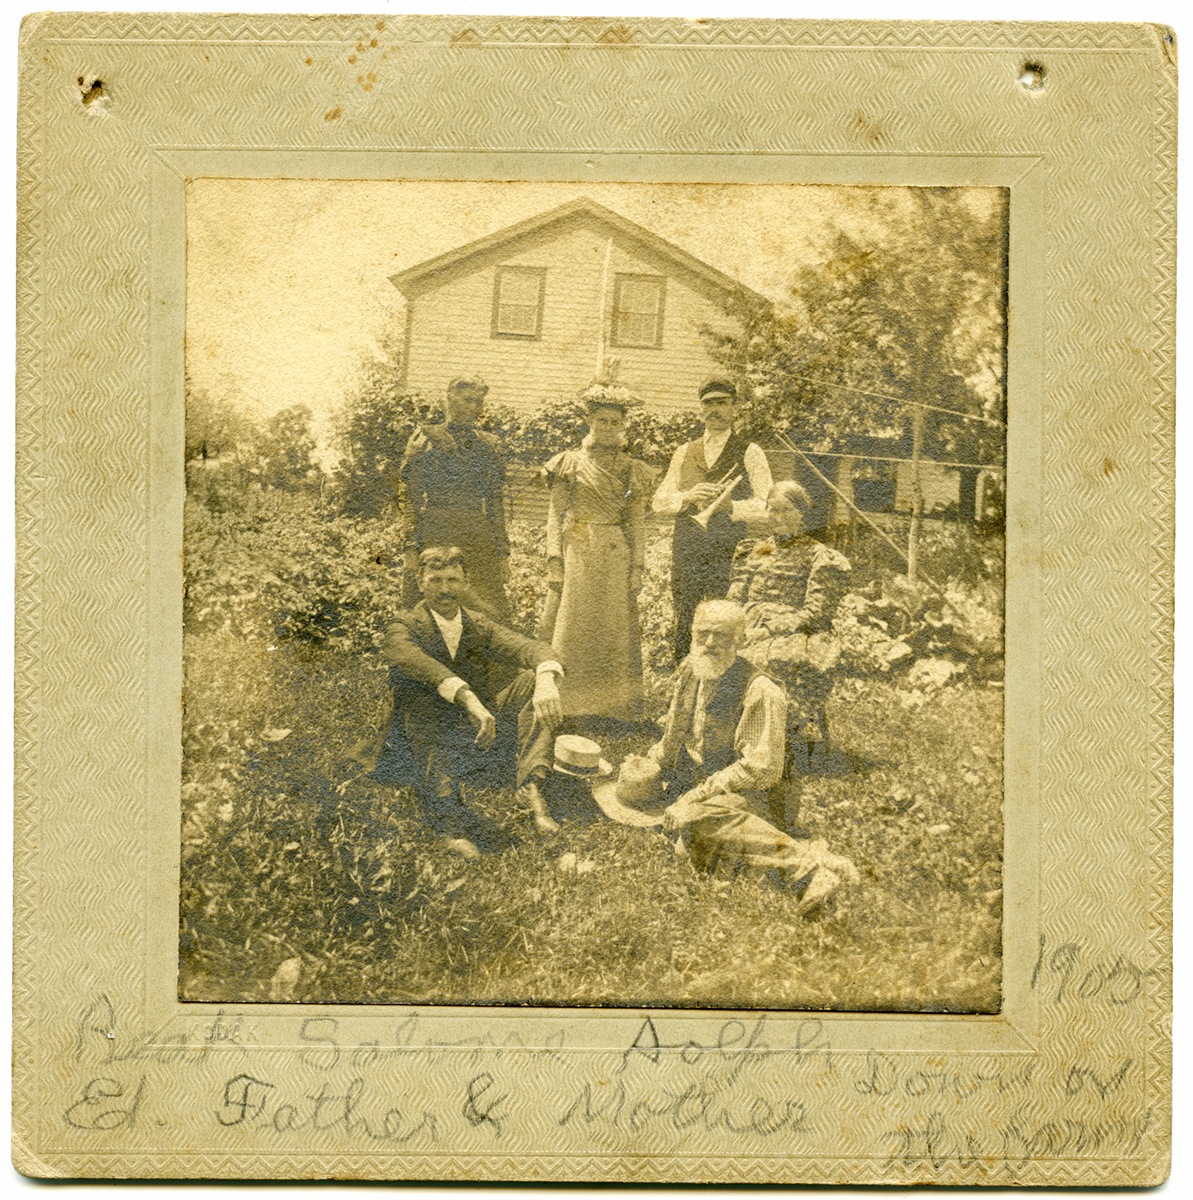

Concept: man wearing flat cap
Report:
left=652, top=379, right=773, bottom=661
left=401, top=374, right=511, bottom=622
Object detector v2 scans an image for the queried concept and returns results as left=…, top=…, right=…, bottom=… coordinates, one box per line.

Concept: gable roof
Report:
left=390, top=196, right=771, bottom=309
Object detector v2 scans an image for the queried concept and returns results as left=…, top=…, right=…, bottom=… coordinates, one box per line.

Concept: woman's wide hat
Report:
left=591, top=754, right=669, bottom=827
left=551, top=735, right=613, bottom=779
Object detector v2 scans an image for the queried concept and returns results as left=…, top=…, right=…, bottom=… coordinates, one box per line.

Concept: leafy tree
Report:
left=185, top=377, right=263, bottom=509
left=708, top=188, right=1007, bottom=462
left=330, top=334, right=436, bottom=518
left=250, top=404, right=322, bottom=492
left=185, top=376, right=257, bottom=464
left=706, top=188, right=1006, bottom=570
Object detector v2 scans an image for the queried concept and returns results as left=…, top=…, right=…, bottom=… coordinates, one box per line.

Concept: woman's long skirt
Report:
left=549, top=523, right=643, bottom=721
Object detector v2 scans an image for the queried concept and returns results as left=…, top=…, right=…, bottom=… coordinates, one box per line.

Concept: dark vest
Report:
left=673, top=431, right=753, bottom=562
left=676, top=656, right=763, bottom=777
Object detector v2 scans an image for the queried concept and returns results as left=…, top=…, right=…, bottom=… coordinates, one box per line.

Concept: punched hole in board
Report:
left=1018, top=63, right=1045, bottom=91
left=78, top=77, right=105, bottom=105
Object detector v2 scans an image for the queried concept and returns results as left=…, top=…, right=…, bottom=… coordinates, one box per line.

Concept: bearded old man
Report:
left=646, top=599, right=858, bottom=913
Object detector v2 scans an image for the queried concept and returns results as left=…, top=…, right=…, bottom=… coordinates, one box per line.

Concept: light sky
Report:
left=186, top=179, right=999, bottom=456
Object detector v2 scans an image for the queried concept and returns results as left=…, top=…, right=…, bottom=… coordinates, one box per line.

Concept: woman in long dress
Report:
left=539, top=386, right=653, bottom=721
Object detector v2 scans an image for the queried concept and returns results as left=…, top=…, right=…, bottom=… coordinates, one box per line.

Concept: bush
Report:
left=483, top=399, right=704, bottom=469
left=184, top=491, right=407, bottom=651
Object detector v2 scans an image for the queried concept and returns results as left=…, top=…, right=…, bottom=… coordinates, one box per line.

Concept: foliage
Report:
left=250, top=404, right=322, bottom=491
left=705, top=188, right=1007, bottom=468
left=185, top=377, right=257, bottom=464
left=184, top=491, right=407, bottom=650
left=181, top=495, right=1005, bottom=1012
left=328, top=367, right=702, bottom=521
left=484, top=399, right=704, bottom=469
left=181, top=630, right=1002, bottom=1011
left=329, top=332, right=438, bottom=519
left=485, top=400, right=589, bottom=466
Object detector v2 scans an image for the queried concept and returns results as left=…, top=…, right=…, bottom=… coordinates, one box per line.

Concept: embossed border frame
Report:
left=14, top=15, right=1174, bottom=1185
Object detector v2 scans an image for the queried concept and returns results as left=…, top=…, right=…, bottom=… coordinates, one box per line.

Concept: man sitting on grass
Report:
left=365, top=546, right=565, bottom=858
left=649, top=599, right=859, bottom=914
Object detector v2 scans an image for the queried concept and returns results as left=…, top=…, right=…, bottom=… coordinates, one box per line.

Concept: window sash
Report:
left=613, top=275, right=663, bottom=347
left=493, top=267, right=544, bottom=338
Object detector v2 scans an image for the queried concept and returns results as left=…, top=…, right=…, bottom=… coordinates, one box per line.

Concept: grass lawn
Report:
left=179, top=537, right=1003, bottom=1012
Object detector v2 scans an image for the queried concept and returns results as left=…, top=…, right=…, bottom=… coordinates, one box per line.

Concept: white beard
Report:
left=690, top=649, right=735, bottom=680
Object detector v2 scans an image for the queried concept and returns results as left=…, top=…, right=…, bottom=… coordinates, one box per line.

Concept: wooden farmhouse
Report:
left=390, top=197, right=769, bottom=413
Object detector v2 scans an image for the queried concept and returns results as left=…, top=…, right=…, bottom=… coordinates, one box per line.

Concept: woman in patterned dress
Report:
left=727, top=479, right=852, bottom=782
left=538, top=385, right=654, bottom=722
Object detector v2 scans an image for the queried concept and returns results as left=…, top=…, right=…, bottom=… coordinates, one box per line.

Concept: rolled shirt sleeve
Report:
left=729, top=443, right=774, bottom=524
left=437, top=660, right=560, bottom=707
left=437, top=676, right=469, bottom=703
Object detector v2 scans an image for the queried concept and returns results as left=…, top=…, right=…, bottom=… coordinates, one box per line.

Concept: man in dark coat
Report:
left=400, top=374, right=511, bottom=621
left=367, top=546, right=564, bottom=857
left=651, top=379, right=773, bottom=661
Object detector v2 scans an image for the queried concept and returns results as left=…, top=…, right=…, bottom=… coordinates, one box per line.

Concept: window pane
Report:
left=495, top=269, right=542, bottom=336
left=498, top=303, right=538, bottom=334
left=620, top=311, right=654, bottom=343
left=614, top=276, right=662, bottom=346
left=620, top=277, right=660, bottom=315
left=499, top=270, right=541, bottom=306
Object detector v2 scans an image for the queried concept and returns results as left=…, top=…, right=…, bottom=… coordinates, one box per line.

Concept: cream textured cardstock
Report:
left=14, top=14, right=1174, bottom=1184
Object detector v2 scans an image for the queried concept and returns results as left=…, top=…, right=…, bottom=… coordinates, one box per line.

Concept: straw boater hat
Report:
left=591, top=754, right=670, bottom=827
left=551, top=735, right=613, bottom=779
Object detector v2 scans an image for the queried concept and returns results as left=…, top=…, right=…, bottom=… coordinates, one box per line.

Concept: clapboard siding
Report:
left=401, top=212, right=746, bottom=414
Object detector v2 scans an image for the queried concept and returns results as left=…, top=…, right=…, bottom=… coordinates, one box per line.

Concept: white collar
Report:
left=703, top=426, right=733, bottom=454
left=429, top=606, right=464, bottom=658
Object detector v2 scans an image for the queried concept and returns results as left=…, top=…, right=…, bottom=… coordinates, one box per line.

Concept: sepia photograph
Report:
left=179, top=180, right=1007, bottom=1013
left=15, top=11, right=1173, bottom=1185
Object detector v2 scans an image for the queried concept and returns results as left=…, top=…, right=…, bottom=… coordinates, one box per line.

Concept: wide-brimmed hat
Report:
left=448, top=374, right=489, bottom=395
left=552, top=735, right=613, bottom=779
left=579, top=380, right=641, bottom=412
left=591, top=754, right=669, bottom=827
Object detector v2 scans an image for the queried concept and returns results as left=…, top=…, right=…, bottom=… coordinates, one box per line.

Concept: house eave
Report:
left=389, top=196, right=771, bottom=311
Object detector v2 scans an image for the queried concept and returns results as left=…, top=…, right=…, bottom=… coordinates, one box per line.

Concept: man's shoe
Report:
left=441, top=836, right=482, bottom=860
left=793, top=867, right=840, bottom=917
left=518, top=781, right=560, bottom=835
left=819, top=851, right=861, bottom=887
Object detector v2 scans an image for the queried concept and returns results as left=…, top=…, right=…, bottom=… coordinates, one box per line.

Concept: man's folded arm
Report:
left=381, top=618, right=460, bottom=692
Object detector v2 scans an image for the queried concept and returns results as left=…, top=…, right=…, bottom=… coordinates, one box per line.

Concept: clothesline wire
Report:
left=765, top=369, right=1008, bottom=429
left=781, top=447, right=1004, bottom=473
left=774, top=430, right=967, bottom=623
left=505, top=444, right=1002, bottom=498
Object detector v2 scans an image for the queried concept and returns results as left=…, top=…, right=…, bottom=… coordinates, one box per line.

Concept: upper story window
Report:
left=612, top=273, right=665, bottom=349
left=492, top=265, right=546, bottom=339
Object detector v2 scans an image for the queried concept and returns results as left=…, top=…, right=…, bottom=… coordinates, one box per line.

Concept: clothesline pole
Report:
left=775, top=430, right=966, bottom=623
